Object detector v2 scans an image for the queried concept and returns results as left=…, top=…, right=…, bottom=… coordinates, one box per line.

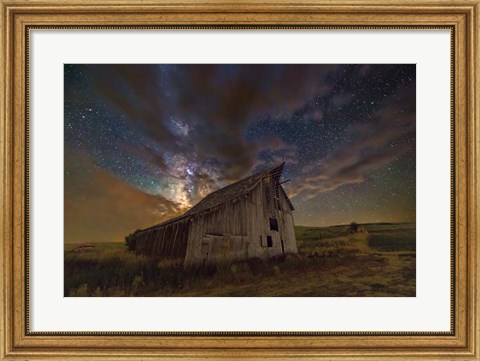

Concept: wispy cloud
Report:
left=291, top=82, right=415, bottom=199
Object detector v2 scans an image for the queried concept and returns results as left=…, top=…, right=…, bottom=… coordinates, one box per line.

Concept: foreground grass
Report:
left=64, top=223, right=415, bottom=297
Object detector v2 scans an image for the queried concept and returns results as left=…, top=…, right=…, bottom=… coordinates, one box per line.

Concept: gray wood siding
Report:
left=184, top=175, right=297, bottom=266
left=184, top=197, right=249, bottom=266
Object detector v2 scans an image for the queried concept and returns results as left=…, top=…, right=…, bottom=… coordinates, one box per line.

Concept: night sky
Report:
left=64, top=64, right=415, bottom=243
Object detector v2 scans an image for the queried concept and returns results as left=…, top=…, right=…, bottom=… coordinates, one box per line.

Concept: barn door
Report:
left=201, top=238, right=209, bottom=267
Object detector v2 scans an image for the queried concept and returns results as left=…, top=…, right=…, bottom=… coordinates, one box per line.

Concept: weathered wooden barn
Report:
left=126, top=162, right=297, bottom=267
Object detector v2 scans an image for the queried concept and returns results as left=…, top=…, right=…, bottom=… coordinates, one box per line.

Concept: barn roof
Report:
left=137, top=162, right=292, bottom=233
left=185, top=162, right=287, bottom=216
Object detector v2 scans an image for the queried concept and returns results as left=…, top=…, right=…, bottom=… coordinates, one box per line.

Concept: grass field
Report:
left=64, top=223, right=415, bottom=297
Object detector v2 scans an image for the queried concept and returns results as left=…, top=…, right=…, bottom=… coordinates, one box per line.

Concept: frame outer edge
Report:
left=0, top=1, right=5, bottom=360
left=1, top=1, right=14, bottom=359
left=460, top=2, right=478, bottom=358
left=462, top=2, right=478, bottom=357
left=472, top=1, right=479, bottom=359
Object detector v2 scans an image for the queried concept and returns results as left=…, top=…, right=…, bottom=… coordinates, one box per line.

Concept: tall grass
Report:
left=65, top=223, right=416, bottom=297
left=64, top=245, right=363, bottom=296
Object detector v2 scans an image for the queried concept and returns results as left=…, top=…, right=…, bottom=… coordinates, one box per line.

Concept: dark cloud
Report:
left=76, top=64, right=338, bottom=183
left=119, top=143, right=169, bottom=172
left=90, top=65, right=176, bottom=145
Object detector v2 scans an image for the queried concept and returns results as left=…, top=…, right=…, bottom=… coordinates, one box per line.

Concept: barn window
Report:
left=269, top=218, right=278, bottom=231
left=267, top=236, right=273, bottom=247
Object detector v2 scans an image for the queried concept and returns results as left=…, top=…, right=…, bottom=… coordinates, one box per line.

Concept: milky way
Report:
left=64, top=64, right=415, bottom=243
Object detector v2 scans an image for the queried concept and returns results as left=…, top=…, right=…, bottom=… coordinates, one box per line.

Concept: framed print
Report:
left=63, top=63, right=417, bottom=299
left=0, top=0, right=478, bottom=360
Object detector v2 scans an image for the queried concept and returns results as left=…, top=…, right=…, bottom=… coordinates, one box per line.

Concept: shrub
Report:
left=70, top=283, right=89, bottom=297
left=272, top=265, right=281, bottom=276
left=131, top=275, right=145, bottom=290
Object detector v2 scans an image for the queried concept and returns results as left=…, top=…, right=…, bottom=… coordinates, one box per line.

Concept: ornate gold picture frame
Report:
left=1, top=0, right=478, bottom=359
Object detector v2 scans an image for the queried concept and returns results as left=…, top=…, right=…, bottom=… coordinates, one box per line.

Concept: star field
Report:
left=64, top=64, right=415, bottom=243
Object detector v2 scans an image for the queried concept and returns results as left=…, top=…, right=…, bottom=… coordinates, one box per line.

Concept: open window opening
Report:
left=269, top=218, right=279, bottom=231
left=267, top=236, right=273, bottom=248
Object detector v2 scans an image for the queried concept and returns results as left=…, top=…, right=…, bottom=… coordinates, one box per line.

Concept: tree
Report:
left=350, top=222, right=359, bottom=233
left=125, top=231, right=138, bottom=251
